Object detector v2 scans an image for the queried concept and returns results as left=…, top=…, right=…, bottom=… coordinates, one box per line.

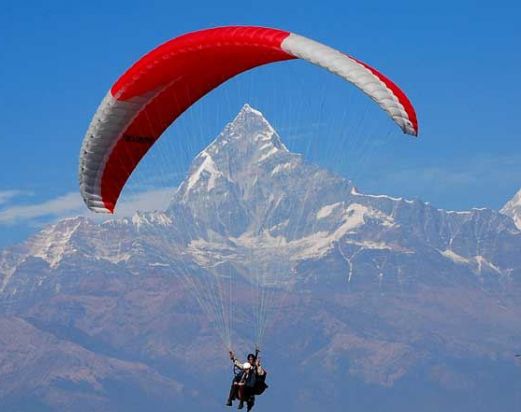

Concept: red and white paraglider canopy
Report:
left=79, top=26, right=418, bottom=213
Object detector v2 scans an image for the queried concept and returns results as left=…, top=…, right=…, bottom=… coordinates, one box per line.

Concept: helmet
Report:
left=243, top=362, right=252, bottom=370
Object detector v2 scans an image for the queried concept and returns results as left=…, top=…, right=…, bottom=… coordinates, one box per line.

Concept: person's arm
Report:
left=255, top=358, right=265, bottom=375
left=229, top=351, right=244, bottom=369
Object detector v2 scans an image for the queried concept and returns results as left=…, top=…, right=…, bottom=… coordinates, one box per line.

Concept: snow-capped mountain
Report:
left=4, top=104, right=518, bottom=294
left=501, top=188, right=521, bottom=230
left=1, top=105, right=520, bottom=412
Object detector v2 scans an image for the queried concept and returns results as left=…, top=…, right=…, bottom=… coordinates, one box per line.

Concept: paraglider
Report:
left=227, top=350, right=267, bottom=410
left=78, top=26, right=419, bottom=410
left=78, top=26, right=418, bottom=214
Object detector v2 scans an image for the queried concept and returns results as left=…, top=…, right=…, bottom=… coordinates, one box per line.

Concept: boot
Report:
left=247, top=396, right=255, bottom=411
left=238, top=401, right=244, bottom=409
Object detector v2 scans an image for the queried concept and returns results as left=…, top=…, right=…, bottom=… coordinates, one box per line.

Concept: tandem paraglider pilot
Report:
left=226, top=350, right=268, bottom=411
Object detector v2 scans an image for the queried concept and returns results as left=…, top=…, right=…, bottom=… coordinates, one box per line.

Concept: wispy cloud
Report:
left=358, top=152, right=521, bottom=210
left=0, top=188, right=176, bottom=226
left=104, top=188, right=175, bottom=219
left=0, top=190, right=31, bottom=206
left=0, top=192, right=84, bottom=225
left=385, top=153, right=521, bottom=188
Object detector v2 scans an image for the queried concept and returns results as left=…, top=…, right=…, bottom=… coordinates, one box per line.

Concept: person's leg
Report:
left=246, top=395, right=255, bottom=411
left=226, top=382, right=237, bottom=406
left=237, top=383, right=245, bottom=409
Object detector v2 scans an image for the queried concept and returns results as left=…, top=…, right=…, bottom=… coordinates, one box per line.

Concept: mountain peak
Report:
left=221, top=103, right=286, bottom=152
left=501, top=188, right=521, bottom=229
left=237, top=102, right=262, bottom=116
left=173, top=104, right=291, bottom=200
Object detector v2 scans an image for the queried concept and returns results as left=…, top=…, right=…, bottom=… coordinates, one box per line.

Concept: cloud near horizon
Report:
left=0, top=190, right=32, bottom=206
left=0, top=188, right=175, bottom=226
left=357, top=152, right=521, bottom=211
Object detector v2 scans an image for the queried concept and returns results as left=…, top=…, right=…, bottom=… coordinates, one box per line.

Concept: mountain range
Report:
left=1, top=104, right=520, bottom=411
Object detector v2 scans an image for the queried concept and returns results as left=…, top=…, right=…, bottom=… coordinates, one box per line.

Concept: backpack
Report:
left=253, top=372, right=268, bottom=395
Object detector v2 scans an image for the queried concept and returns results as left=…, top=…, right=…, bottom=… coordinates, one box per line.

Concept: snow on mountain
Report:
left=0, top=217, right=92, bottom=291
left=177, top=104, right=288, bottom=198
left=316, top=202, right=342, bottom=220
left=130, top=211, right=173, bottom=228
left=1, top=104, right=521, bottom=294
left=169, top=104, right=520, bottom=283
left=0, top=211, right=180, bottom=293
left=29, top=218, right=85, bottom=268
left=170, top=104, right=356, bottom=243
left=185, top=151, right=223, bottom=192
left=500, top=188, right=521, bottom=229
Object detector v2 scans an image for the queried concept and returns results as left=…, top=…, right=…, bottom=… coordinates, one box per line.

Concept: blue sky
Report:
left=1, top=0, right=520, bottom=247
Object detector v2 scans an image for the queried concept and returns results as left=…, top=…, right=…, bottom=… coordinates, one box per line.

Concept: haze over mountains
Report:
left=1, top=105, right=520, bottom=411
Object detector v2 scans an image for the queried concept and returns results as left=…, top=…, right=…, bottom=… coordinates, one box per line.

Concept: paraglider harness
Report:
left=232, top=348, right=268, bottom=396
